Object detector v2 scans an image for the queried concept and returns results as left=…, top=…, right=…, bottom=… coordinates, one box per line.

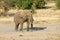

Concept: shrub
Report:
left=13, top=0, right=22, bottom=8
left=13, top=0, right=46, bottom=9
left=0, top=0, right=46, bottom=9
left=55, top=0, right=60, bottom=9
left=36, top=0, right=46, bottom=8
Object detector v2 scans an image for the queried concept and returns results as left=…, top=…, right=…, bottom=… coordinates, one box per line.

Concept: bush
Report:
left=13, top=0, right=22, bottom=8
left=22, top=0, right=33, bottom=9
left=0, top=0, right=46, bottom=9
left=36, top=0, right=45, bottom=8
left=13, top=0, right=46, bottom=9
left=55, top=0, right=60, bottom=9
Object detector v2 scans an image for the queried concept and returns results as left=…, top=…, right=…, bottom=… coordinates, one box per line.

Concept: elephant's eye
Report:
left=20, top=17, right=23, bottom=18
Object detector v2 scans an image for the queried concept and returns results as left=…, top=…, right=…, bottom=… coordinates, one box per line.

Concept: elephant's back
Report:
left=14, top=10, right=27, bottom=23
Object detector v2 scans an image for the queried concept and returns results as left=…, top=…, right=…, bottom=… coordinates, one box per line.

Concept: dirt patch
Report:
left=0, top=2, right=60, bottom=40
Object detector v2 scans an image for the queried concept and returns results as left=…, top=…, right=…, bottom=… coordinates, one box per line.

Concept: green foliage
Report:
left=0, top=0, right=46, bottom=9
left=13, top=0, right=32, bottom=9
left=12, top=0, right=46, bottom=13
left=13, top=0, right=22, bottom=8
left=55, top=0, right=60, bottom=9
left=13, top=0, right=46, bottom=9
left=36, top=0, right=45, bottom=8
left=22, top=0, right=32, bottom=9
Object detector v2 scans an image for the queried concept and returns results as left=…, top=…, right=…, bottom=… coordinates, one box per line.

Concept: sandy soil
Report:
left=0, top=18, right=60, bottom=40
left=0, top=3, right=60, bottom=40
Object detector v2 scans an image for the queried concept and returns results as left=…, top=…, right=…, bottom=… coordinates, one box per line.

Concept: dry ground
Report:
left=0, top=2, right=60, bottom=40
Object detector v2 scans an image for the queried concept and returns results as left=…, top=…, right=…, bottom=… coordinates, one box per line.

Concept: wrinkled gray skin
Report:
left=14, top=10, right=33, bottom=31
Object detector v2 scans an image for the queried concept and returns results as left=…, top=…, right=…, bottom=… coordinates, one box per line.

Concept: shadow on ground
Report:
left=37, top=6, right=51, bottom=9
left=23, top=27, right=47, bottom=31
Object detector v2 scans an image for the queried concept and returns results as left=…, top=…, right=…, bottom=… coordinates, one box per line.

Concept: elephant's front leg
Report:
left=31, top=23, right=33, bottom=29
left=20, top=23, right=23, bottom=31
left=15, top=23, right=19, bottom=31
left=27, top=21, right=30, bottom=31
left=31, top=18, right=33, bottom=29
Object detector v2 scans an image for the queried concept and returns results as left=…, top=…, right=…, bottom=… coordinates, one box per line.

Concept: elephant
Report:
left=14, top=10, right=33, bottom=31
